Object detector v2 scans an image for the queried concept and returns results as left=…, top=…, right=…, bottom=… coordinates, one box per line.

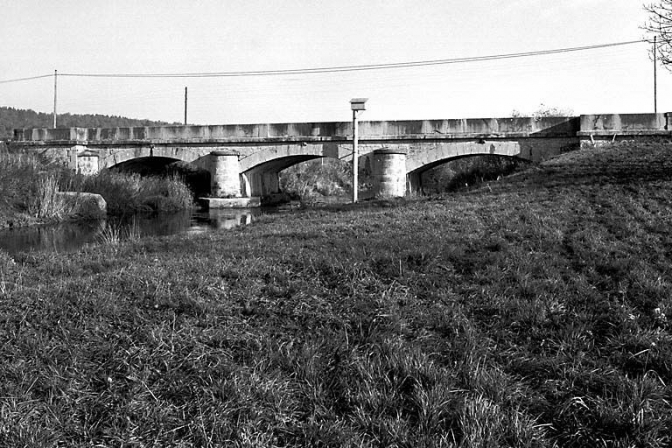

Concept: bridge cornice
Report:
left=9, top=131, right=581, bottom=148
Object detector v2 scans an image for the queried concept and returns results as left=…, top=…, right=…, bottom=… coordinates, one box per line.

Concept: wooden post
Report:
left=184, top=87, right=188, bottom=125
left=53, top=70, right=57, bottom=128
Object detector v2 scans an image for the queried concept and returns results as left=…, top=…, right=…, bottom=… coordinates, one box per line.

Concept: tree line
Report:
left=0, top=106, right=178, bottom=141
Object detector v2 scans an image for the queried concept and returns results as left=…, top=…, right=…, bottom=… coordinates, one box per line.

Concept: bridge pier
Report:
left=244, top=170, right=280, bottom=198
left=406, top=171, right=423, bottom=196
left=209, top=150, right=242, bottom=197
left=371, top=148, right=407, bottom=198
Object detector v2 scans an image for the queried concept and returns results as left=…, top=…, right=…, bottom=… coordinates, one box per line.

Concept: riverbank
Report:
left=2, top=141, right=672, bottom=446
left=0, top=147, right=194, bottom=230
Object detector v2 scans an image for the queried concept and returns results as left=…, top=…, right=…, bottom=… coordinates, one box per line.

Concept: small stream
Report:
left=0, top=206, right=282, bottom=256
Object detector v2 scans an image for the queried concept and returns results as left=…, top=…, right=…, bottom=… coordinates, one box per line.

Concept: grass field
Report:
left=1, top=141, right=672, bottom=446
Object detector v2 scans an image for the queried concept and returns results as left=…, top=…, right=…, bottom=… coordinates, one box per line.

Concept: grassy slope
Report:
left=1, top=141, right=672, bottom=446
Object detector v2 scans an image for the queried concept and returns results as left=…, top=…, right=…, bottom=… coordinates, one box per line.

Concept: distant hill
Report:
left=0, top=106, right=179, bottom=140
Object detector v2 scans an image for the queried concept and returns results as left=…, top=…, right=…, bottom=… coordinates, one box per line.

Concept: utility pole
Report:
left=53, top=70, right=58, bottom=128
left=654, top=36, right=658, bottom=114
left=184, top=87, right=188, bottom=125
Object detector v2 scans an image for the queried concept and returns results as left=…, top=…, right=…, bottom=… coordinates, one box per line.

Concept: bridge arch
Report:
left=109, top=156, right=185, bottom=173
left=403, top=140, right=528, bottom=193
left=237, top=143, right=343, bottom=173
left=404, top=139, right=527, bottom=174
left=242, top=154, right=329, bottom=198
left=99, top=146, right=213, bottom=171
left=407, top=152, right=526, bottom=194
left=101, top=150, right=212, bottom=197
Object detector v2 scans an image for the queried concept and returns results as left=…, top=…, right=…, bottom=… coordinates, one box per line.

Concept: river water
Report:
left=0, top=207, right=277, bottom=256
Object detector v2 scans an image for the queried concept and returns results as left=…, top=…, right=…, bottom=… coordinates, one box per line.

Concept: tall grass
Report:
left=27, top=175, right=71, bottom=219
left=78, top=171, right=194, bottom=215
left=97, top=217, right=141, bottom=246
left=0, top=149, right=68, bottom=226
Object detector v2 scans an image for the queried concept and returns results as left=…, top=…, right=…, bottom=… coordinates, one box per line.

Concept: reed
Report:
left=27, top=175, right=69, bottom=219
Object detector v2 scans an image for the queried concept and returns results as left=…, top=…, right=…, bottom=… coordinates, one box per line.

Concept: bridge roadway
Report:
left=11, top=113, right=670, bottom=205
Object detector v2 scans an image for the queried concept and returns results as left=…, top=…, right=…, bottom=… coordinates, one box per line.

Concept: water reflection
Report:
left=189, top=209, right=255, bottom=233
left=0, top=208, right=260, bottom=255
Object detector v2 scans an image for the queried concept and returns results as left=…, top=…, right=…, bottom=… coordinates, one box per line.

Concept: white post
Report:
left=352, top=109, right=359, bottom=203
left=349, top=98, right=367, bottom=203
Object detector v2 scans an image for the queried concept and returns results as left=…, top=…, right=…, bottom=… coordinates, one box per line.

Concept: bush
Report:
left=280, top=159, right=352, bottom=199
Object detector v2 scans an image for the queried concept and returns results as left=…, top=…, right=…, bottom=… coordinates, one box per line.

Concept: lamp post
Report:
left=350, top=98, right=367, bottom=203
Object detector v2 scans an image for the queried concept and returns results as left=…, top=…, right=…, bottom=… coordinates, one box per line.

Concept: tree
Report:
left=510, top=104, right=574, bottom=120
left=0, top=106, right=179, bottom=140
left=644, top=1, right=672, bottom=67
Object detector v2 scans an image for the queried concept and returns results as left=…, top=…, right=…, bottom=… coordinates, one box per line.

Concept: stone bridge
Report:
left=11, top=113, right=671, bottom=206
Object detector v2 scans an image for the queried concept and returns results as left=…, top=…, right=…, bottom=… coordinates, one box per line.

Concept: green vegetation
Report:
left=0, top=148, right=194, bottom=229
left=0, top=106, right=178, bottom=140
left=2, top=140, right=672, bottom=446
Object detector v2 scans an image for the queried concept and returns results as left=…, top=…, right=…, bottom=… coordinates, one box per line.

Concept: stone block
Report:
left=57, top=192, right=107, bottom=219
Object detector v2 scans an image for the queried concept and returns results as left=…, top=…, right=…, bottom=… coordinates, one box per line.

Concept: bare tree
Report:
left=644, top=1, right=672, bottom=67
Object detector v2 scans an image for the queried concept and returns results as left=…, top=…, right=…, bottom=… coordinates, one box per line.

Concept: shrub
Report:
left=80, top=171, right=193, bottom=215
left=422, top=155, right=524, bottom=194
left=280, top=159, right=353, bottom=199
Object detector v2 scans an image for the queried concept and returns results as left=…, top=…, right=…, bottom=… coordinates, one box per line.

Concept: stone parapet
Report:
left=12, top=116, right=581, bottom=145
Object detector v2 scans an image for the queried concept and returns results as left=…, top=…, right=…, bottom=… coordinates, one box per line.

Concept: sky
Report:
left=1, top=0, right=669, bottom=125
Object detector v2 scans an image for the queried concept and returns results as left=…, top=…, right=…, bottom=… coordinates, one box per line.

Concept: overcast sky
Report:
left=1, top=0, right=667, bottom=124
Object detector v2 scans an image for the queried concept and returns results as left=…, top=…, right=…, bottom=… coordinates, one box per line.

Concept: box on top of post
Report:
left=350, top=98, right=368, bottom=111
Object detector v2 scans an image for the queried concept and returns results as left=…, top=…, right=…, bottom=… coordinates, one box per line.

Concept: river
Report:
left=0, top=207, right=279, bottom=256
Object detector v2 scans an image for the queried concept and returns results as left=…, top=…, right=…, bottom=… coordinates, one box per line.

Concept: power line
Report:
left=0, top=39, right=646, bottom=83
left=0, top=74, right=53, bottom=84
